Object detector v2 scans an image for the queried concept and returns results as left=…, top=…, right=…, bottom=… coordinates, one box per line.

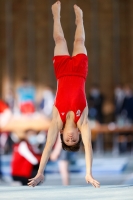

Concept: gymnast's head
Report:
left=60, top=125, right=82, bottom=152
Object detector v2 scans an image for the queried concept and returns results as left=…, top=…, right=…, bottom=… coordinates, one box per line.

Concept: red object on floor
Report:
left=11, top=142, right=41, bottom=178
left=0, top=100, right=9, bottom=113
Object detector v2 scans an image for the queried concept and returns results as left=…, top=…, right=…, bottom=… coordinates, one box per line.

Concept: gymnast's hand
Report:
left=28, top=173, right=44, bottom=187
left=85, top=174, right=100, bottom=188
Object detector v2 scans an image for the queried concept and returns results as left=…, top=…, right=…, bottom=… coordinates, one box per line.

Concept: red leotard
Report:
left=53, top=53, right=88, bottom=123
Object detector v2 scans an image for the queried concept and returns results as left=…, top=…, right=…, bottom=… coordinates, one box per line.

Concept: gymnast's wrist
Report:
left=37, top=170, right=44, bottom=175
left=86, top=170, right=92, bottom=176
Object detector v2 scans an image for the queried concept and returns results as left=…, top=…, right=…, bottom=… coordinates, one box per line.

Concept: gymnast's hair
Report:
left=60, top=134, right=82, bottom=152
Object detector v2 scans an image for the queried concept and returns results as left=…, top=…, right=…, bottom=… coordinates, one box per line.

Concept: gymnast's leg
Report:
left=58, top=160, right=69, bottom=185
left=72, top=5, right=87, bottom=56
left=52, top=1, right=69, bottom=56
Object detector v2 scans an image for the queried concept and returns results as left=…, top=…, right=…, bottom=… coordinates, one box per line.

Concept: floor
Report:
left=0, top=185, right=133, bottom=200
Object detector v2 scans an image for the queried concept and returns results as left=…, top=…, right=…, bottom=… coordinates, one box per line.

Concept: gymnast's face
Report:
left=62, top=126, right=80, bottom=146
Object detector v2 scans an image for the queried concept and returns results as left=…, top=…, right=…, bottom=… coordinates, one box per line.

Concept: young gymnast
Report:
left=28, top=1, right=100, bottom=188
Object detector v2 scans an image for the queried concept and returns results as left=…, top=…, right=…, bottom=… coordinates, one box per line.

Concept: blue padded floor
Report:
left=0, top=185, right=133, bottom=200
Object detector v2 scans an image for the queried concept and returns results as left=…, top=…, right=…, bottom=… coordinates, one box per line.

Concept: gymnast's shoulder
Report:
left=77, top=106, right=89, bottom=129
left=51, top=106, right=63, bottom=129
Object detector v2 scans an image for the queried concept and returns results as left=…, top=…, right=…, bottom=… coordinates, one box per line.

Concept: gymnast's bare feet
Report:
left=74, top=4, right=83, bottom=25
left=52, top=1, right=61, bottom=19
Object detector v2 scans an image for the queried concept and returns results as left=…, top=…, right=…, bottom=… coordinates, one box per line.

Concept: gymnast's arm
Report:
left=77, top=108, right=100, bottom=188
left=28, top=107, right=63, bottom=187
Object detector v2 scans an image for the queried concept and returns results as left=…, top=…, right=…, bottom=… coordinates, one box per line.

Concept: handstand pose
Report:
left=28, top=1, right=100, bottom=188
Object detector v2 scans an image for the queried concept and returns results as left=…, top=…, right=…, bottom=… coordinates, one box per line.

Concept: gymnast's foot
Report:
left=74, top=4, right=83, bottom=25
left=52, top=1, right=61, bottom=19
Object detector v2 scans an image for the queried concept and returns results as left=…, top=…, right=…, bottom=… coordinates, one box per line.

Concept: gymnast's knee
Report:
left=54, top=36, right=66, bottom=45
left=74, top=37, right=85, bottom=46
